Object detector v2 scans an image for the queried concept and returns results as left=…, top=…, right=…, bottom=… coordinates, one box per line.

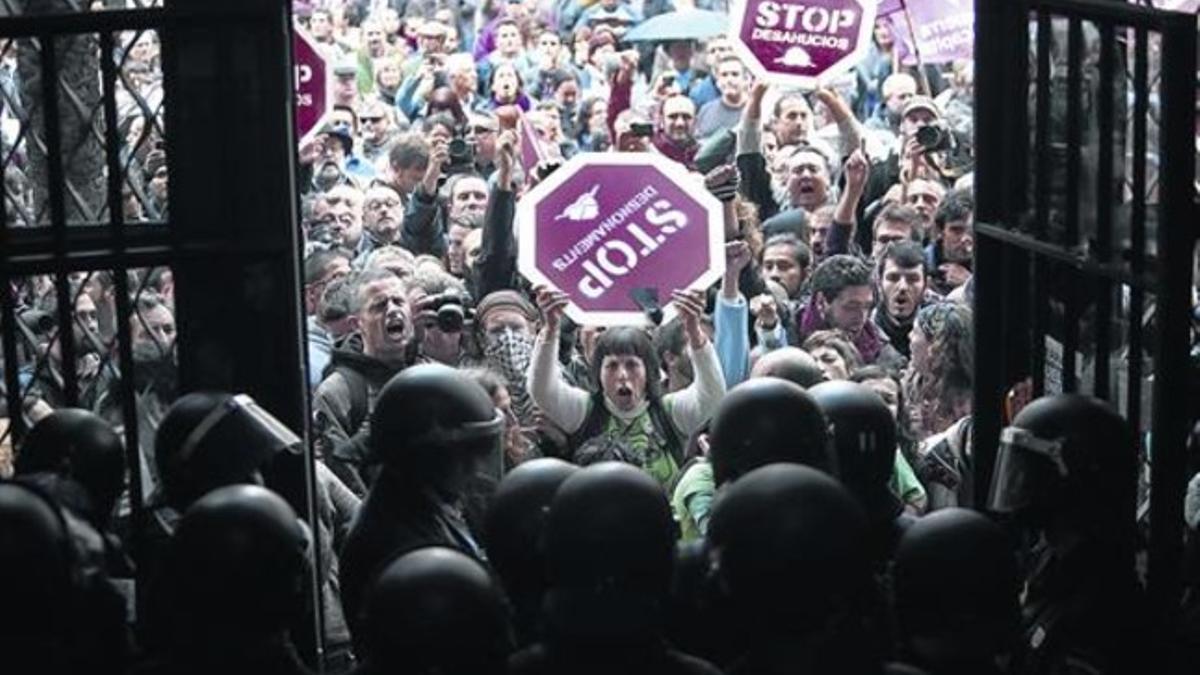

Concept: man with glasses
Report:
left=358, top=101, right=397, bottom=167
left=362, top=183, right=404, bottom=250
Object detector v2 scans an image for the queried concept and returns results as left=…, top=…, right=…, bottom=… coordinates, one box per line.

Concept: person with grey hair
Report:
left=313, top=268, right=417, bottom=495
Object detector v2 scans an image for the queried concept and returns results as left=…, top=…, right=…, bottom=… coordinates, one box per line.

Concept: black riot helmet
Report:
left=361, top=547, right=512, bottom=675
left=707, top=463, right=871, bottom=637
left=155, top=391, right=301, bottom=510
left=0, top=480, right=74, bottom=638
left=808, top=381, right=899, bottom=519
left=163, top=485, right=309, bottom=646
left=750, top=346, right=828, bottom=388
left=16, top=408, right=125, bottom=524
left=484, top=457, right=579, bottom=598
left=893, top=508, right=1020, bottom=670
left=709, top=377, right=833, bottom=486
left=369, top=364, right=503, bottom=494
left=988, top=393, right=1137, bottom=531
left=543, top=462, right=677, bottom=642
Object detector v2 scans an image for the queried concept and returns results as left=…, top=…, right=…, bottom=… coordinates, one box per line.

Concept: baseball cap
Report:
left=901, top=95, right=941, bottom=120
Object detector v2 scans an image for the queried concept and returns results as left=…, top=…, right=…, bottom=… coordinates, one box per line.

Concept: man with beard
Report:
left=95, top=292, right=178, bottom=502
left=873, top=241, right=935, bottom=360
left=314, top=269, right=416, bottom=496
left=761, top=232, right=811, bottom=300
left=797, top=254, right=903, bottom=371
left=311, top=185, right=366, bottom=256
left=904, top=177, right=945, bottom=240
left=925, top=187, right=973, bottom=295
left=361, top=183, right=404, bottom=250
left=304, top=249, right=352, bottom=390
left=29, top=286, right=111, bottom=411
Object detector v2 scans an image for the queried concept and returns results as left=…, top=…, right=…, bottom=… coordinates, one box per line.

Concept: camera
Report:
left=420, top=291, right=472, bottom=333
left=629, top=122, right=654, bottom=138
left=915, top=122, right=954, bottom=153
left=445, top=125, right=476, bottom=176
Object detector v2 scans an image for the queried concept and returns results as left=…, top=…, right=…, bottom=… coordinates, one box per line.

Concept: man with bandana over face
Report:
left=474, top=291, right=541, bottom=429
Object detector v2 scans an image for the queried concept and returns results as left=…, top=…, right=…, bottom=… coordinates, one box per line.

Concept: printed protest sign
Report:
left=294, top=27, right=331, bottom=144
left=517, top=154, right=725, bottom=326
left=729, top=0, right=877, bottom=88
left=885, top=0, right=974, bottom=66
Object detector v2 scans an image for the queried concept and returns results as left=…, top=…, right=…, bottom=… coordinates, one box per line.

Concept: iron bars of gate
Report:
left=974, top=0, right=1196, bottom=619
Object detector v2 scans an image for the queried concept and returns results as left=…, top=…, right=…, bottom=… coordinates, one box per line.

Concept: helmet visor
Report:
left=987, top=426, right=1067, bottom=515
left=179, top=394, right=302, bottom=466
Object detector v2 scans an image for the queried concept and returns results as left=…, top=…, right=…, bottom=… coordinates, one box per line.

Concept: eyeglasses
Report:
left=361, top=116, right=385, bottom=123
left=365, top=197, right=401, bottom=211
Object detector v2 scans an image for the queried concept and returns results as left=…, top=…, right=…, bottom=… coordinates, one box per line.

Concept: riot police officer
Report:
left=988, top=393, right=1145, bottom=675
left=339, top=363, right=504, bottom=645
left=708, top=377, right=833, bottom=486
left=0, top=480, right=128, bottom=675
left=149, top=484, right=312, bottom=675
left=809, top=380, right=911, bottom=563
left=707, top=463, right=885, bottom=674
left=510, top=462, right=722, bottom=675
left=355, top=547, right=512, bottom=675
left=749, top=346, right=828, bottom=389
left=483, top=457, right=580, bottom=646
left=892, top=508, right=1020, bottom=675
left=15, top=408, right=125, bottom=528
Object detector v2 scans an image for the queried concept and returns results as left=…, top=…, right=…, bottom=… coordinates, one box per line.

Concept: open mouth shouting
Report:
left=384, top=312, right=409, bottom=343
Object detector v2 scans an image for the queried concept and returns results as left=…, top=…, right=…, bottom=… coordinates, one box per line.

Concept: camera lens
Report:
left=448, top=137, right=468, bottom=159
left=915, top=124, right=945, bottom=151
left=436, top=304, right=465, bottom=333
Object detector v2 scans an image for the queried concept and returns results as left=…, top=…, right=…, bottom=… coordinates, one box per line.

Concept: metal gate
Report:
left=973, top=0, right=1196, bottom=618
left=0, top=0, right=316, bottom=660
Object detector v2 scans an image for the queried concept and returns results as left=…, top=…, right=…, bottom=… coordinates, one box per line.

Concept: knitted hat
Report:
left=475, top=290, right=539, bottom=328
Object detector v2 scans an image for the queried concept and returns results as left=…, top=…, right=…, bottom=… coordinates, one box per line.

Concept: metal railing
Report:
left=974, top=0, right=1196, bottom=619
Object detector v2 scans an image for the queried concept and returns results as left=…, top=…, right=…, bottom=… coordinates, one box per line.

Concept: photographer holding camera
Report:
left=399, top=113, right=489, bottom=260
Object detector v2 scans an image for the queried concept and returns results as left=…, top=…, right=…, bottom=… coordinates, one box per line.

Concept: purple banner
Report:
left=294, top=28, right=330, bottom=143
left=731, top=0, right=875, bottom=88
left=889, top=0, right=974, bottom=66
left=517, top=156, right=724, bottom=326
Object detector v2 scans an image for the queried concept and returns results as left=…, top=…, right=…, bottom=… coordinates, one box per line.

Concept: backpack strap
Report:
left=332, top=365, right=371, bottom=435
left=647, top=398, right=684, bottom=468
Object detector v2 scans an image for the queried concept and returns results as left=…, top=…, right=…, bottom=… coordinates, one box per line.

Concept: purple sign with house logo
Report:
left=730, top=0, right=876, bottom=89
left=294, top=27, right=331, bottom=144
left=517, top=154, right=725, bottom=327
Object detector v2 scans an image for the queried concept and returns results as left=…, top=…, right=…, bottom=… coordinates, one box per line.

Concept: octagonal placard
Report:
left=293, top=26, right=332, bottom=144
left=517, top=154, right=726, bottom=327
left=729, top=0, right=877, bottom=89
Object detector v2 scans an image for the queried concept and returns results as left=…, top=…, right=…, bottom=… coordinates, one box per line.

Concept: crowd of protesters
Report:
left=2, top=1, right=1200, bottom=675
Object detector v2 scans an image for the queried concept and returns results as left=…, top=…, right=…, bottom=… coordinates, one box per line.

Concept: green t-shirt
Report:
left=890, top=449, right=927, bottom=512
left=592, top=406, right=681, bottom=488
left=671, top=460, right=715, bottom=543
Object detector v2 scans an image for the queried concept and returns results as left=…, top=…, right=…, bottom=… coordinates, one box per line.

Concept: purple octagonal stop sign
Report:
left=293, top=27, right=331, bottom=144
left=729, top=0, right=876, bottom=89
left=518, top=154, right=725, bottom=327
